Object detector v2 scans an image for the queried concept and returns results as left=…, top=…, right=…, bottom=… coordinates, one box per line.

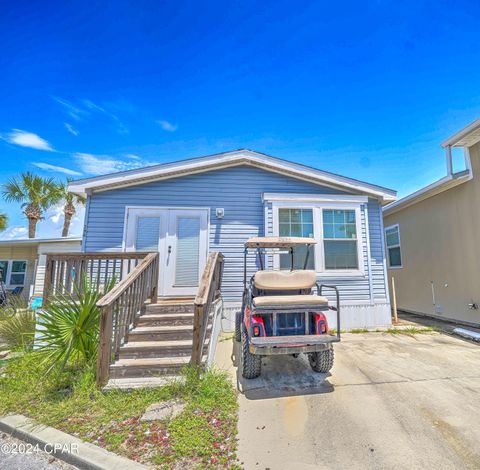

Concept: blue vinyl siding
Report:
left=83, top=165, right=387, bottom=304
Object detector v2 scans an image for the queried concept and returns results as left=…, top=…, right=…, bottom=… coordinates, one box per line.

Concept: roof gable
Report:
left=69, top=149, right=396, bottom=203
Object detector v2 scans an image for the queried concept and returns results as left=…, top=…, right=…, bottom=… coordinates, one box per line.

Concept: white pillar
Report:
left=446, top=145, right=453, bottom=175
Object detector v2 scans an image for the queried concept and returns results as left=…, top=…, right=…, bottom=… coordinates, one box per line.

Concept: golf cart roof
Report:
left=245, top=237, right=317, bottom=248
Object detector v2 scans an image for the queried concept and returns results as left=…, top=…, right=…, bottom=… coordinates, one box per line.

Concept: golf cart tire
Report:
left=234, top=311, right=242, bottom=342
left=241, top=325, right=261, bottom=379
left=308, top=348, right=334, bottom=373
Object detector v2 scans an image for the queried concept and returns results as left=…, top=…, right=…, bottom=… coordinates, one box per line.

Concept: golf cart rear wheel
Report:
left=241, top=325, right=261, bottom=379
left=308, top=348, right=334, bottom=373
left=234, top=311, right=242, bottom=342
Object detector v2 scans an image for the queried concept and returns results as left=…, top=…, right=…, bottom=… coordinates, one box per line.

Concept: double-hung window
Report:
left=322, top=209, right=359, bottom=270
left=278, top=208, right=315, bottom=269
left=385, top=224, right=402, bottom=268
left=271, top=196, right=365, bottom=275
left=0, top=260, right=27, bottom=287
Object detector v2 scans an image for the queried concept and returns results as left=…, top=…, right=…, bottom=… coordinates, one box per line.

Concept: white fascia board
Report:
left=441, top=119, right=480, bottom=148
left=263, top=193, right=369, bottom=203
left=383, top=171, right=472, bottom=216
left=68, top=149, right=397, bottom=202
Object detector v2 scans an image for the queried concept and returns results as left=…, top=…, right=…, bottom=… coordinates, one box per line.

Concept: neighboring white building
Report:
left=0, top=237, right=82, bottom=298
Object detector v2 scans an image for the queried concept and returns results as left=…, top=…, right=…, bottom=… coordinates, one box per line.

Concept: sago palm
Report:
left=0, top=212, right=7, bottom=232
left=57, top=180, right=86, bottom=237
left=2, top=173, right=60, bottom=238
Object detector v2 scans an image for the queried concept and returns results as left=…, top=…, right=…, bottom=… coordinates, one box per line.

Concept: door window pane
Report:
left=136, top=217, right=160, bottom=251
left=278, top=209, right=314, bottom=269
left=175, top=217, right=200, bottom=286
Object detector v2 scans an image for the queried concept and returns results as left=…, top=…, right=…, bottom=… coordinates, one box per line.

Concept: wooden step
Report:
left=118, top=339, right=209, bottom=359
left=109, top=356, right=190, bottom=378
left=136, top=312, right=194, bottom=327
left=128, top=324, right=196, bottom=342
left=145, top=302, right=194, bottom=314
left=104, top=375, right=185, bottom=391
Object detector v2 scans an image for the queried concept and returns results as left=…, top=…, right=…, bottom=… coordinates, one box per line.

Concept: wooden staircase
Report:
left=105, top=300, right=211, bottom=389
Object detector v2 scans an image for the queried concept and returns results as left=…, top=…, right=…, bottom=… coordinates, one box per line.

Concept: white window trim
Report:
left=271, top=200, right=366, bottom=277
left=385, top=224, right=403, bottom=269
left=0, top=260, right=28, bottom=287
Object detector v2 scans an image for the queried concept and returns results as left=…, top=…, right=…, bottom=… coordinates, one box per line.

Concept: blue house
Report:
left=70, top=150, right=397, bottom=330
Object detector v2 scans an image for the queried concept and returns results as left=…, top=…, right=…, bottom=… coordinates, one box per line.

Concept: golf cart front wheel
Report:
left=241, top=325, right=261, bottom=379
left=234, top=311, right=242, bottom=342
left=308, top=347, right=334, bottom=373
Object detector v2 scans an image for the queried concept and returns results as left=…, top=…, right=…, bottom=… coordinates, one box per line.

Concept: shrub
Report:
left=0, top=308, right=35, bottom=351
left=36, top=275, right=114, bottom=372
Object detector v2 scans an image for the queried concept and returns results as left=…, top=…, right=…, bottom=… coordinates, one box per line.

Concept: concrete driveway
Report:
left=214, top=331, right=480, bottom=470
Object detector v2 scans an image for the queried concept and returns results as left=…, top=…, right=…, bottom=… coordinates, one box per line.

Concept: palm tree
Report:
left=57, top=180, right=86, bottom=237
left=2, top=173, right=60, bottom=238
left=0, top=212, right=7, bottom=232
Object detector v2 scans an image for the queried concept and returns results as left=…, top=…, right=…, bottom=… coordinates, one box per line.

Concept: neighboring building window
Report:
left=385, top=225, right=402, bottom=268
left=0, top=260, right=27, bottom=286
left=278, top=208, right=315, bottom=269
left=322, top=209, right=359, bottom=270
left=0, top=261, right=8, bottom=284
left=10, top=261, right=27, bottom=285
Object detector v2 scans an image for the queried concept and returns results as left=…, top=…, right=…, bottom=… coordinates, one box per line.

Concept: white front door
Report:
left=124, top=208, right=209, bottom=297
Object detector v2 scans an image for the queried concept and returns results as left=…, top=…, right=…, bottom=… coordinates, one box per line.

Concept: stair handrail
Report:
left=96, top=252, right=159, bottom=386
left=191, top=252, right=225, bottom=367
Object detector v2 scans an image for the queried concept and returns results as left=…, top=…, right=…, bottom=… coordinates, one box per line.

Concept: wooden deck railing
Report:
left=96, top=252, right=159, bottom=386
left=191, top=252, right=225, bottom=367
left=43, top=252, right=153, bottom=302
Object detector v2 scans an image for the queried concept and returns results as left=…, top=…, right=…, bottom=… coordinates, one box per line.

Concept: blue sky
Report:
left=1, top=0, right=479, bottom=238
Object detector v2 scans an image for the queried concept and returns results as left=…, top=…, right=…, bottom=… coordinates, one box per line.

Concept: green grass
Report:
left=385, top=326, right=434, bottom=335
left=349, top=328, right=370, bottom=334
left=0, top=353, right=239, bottom=469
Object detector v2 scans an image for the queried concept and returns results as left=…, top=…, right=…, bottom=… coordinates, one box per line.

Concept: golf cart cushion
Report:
left=253, top=294, right=328, bottom=307
left=254, top=270, right=317, bottom=291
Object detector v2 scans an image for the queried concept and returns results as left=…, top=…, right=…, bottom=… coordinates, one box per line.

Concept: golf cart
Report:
left=235, top=236, right=341, bottom=379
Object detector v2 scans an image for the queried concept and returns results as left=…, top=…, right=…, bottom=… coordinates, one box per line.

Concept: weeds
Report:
left=0, top=353, right=238, bottom=469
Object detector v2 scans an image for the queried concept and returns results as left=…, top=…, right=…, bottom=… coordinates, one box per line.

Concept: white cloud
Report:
left=157, top=120, right=178, bottom=132
left=53, top=97, right=128, bottom=134
left=0, top=226, right=28, bottom=240
left=38, top=204, right=85, bottom=238
left=52, top=97, right=85, bottom=120
left=33, top=162, right=82, bottom=176
left=6, top=129, right=54, bottom=151
left=74, top=152, right=149, bottom=175
left=64, top=123, right=79, bottom=136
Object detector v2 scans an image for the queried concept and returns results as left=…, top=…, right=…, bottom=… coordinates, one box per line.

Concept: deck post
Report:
left=96, top=304, right=114, bottom=387
left=191, top=303, right=204, bottom=367
left=151, top=255, right=159, bottom=304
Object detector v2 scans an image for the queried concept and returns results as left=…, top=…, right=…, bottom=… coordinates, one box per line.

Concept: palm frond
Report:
left=36, top=274, right=115, bottom=374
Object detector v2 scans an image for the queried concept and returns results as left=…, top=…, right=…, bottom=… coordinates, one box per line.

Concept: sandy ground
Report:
left=214, top=331, right=480, bottom=470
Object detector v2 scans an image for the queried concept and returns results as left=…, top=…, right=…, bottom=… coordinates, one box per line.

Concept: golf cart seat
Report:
left=252, top=270, right=328, bottom=309
left=253, top=294, right=328, bottom=308
left=254, top=270, right=317, bottom=291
